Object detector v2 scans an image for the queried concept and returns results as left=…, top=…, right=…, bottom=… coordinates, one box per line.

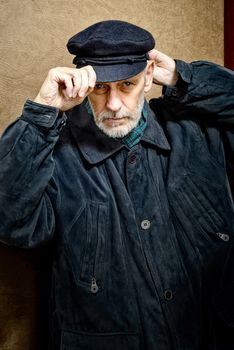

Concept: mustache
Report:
left=98, top=110, right=133, bottom=122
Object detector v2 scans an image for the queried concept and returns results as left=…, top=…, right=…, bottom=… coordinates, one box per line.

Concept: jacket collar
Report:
left=67, top=99, right=170, bottom=165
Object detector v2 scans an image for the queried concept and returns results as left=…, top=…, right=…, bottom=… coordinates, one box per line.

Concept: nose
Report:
left=106, top=89, right=122, bottom=112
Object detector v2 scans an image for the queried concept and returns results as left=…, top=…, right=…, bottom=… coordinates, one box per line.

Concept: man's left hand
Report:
left=148, top=49, right=179, bottom=86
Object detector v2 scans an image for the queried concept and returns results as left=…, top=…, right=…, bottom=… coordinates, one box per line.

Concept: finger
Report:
left=148, top=49, right=171, bottom=65
left=77, top=66, right=96, bottom=97
left=72, top=73, right=82, bottom=98
left=78, top=68, right=89, bottom=98
left=72, top=70, right=89, bottom=98
left=148, top=49, right=158, bottom=61
left=72, top=66, right=96, bottom=98
left=86, top=65, right=97, bottom=89
left=50, top=69, right=74, bottom=99
left=63, top=75, right=74, bottom=98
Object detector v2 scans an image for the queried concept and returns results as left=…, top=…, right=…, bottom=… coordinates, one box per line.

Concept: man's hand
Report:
left=34, top=66, right=96, bottom=111
left=148, top=49, right=178, bottom=86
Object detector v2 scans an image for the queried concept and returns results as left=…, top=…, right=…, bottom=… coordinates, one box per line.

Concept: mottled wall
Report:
left=0, top=0, right=224, bottom=349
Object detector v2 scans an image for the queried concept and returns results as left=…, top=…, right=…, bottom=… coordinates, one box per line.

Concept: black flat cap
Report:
left=67, top=20, right=155, bottom=82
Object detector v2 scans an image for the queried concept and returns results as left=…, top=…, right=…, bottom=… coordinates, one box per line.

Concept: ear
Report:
left=144, top=60, right=155, bottom=93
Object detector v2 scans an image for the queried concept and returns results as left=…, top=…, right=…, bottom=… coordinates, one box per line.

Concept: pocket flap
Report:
left=61, top=330, right=139, bottom=350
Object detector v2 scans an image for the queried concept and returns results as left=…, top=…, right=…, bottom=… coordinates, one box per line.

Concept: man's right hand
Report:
left=34, top=66, right=96, bottom=111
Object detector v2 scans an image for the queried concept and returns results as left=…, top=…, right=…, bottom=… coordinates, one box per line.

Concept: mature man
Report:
left=0, top=20, right=234, bottom=350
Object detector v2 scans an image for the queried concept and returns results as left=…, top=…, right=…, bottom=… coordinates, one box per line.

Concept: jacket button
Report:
left=128, top=154, right=136, bottom=164
left=171, top=90, right=177, bottom=97
left=141, top=220, right=151, bottom=230
left=164, top=289, right=173, bottom=301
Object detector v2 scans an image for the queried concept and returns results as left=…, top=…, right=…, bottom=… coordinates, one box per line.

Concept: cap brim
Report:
left=93, top=61, right=147, bottom=83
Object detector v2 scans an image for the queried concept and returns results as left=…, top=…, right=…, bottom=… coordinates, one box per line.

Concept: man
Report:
left=0, top=20, right=234, bottom=350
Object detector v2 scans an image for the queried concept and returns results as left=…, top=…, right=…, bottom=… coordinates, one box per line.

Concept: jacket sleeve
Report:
left=0, top=100, right=66, bottom=248
left=162, top=61, right=234, bottom=344
left=161, top=60, right=234, bottom=188
left=162, top=59, right=234, bottom=126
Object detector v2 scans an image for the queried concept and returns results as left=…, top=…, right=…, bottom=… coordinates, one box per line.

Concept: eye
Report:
left=120, top=81, right=135, bottom=91
left=94, top=83, right=108, bottom=94
left=122, top=81, right=132, bottom=87
left=95, top=83, right=105, bottom=89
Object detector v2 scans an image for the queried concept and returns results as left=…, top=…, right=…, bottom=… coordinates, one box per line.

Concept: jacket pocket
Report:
left=61, top=330, right=139, bottom=350
left=64, top=201, right=108, bottom=294
left=169, top=174, right=232, bottom=260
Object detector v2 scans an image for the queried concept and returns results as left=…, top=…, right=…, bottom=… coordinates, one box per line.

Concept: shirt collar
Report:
left=67, top=99, right=170, bottom=165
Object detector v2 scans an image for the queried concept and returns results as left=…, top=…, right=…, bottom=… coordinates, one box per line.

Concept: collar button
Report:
left=128, top=154, right=136, bottom=164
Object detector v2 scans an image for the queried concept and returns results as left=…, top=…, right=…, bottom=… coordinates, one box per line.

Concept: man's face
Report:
left=88, top=62, right=154, bottom=138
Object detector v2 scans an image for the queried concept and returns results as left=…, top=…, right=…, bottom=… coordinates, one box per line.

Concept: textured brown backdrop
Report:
left=0, top=0, right=224, bottom=349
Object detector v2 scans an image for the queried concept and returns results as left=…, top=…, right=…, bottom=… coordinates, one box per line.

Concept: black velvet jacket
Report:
left=0, top=60, right=234, bottom=350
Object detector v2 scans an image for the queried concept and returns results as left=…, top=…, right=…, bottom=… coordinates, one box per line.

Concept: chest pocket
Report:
left=64, top=201, right=108, bottom=294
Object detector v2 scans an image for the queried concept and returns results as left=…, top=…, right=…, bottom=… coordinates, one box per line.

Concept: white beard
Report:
left=88, top=92, right=145, bottom=138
